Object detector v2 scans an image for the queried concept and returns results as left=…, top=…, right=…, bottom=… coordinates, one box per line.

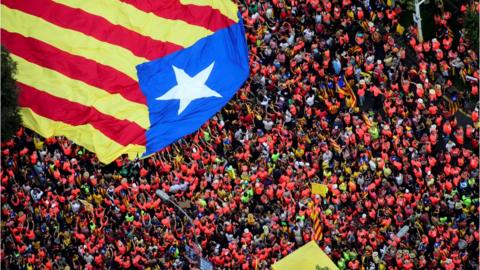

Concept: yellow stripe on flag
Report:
left=20, top=108, right=146, bottom=164
left=53, top=0, right=214, bottom=48
left=314, top=229, right=322, bottom=241
left=310, top=207, right=323, bottom=241
left=180, top=0, right=239, bottom=22
left=362, top=113, right=373, bottom=128
left=312, top=211, right=323, bottom=241
left=12, top=55, right=150, bottom=129
left=2, top=5, right=146, bottom=80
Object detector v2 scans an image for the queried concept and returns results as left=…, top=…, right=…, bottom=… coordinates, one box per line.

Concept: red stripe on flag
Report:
left=312, top=211, right=322, bottom=241
left=18, top=83, right=147, bottom=146
left=121, top=0, right=236, bottom=32
left=2, top=30, right=146, bottom=105
left=3, top=0, right=182, bottom=60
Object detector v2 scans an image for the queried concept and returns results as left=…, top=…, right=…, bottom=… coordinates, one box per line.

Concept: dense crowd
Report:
left=2, top=0, right=479, bottom=269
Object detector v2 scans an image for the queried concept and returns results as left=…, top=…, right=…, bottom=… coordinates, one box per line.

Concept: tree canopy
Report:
left=1, top=46, right=22, bottom=141
left=464, top=9, right=479, bottom=53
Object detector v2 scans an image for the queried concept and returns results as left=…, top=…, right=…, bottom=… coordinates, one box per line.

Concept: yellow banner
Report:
left=272, top=241, right=338, bottom=270
left=311, top=183, right=328, bottom=197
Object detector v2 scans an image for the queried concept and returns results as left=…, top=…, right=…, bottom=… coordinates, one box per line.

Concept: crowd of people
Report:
left=2, top=0, right=479, bottom=269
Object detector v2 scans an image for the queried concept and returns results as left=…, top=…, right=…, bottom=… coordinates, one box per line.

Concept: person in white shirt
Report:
left=306, top=95, right=315, bottom=107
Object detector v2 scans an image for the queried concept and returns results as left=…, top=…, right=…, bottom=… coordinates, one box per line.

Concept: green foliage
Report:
left=403, top=0, right=415, bottom=11
left=464, top=9, right=479, bottom=53
left=1, top=46, right=22, bottom=141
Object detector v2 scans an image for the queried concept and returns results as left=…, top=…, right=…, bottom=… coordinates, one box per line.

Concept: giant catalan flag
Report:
left=2, top=0, right=249, bottom=163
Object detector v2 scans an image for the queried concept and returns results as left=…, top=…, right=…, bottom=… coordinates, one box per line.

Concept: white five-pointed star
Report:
left=156, top=62, right=222, bottom=115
